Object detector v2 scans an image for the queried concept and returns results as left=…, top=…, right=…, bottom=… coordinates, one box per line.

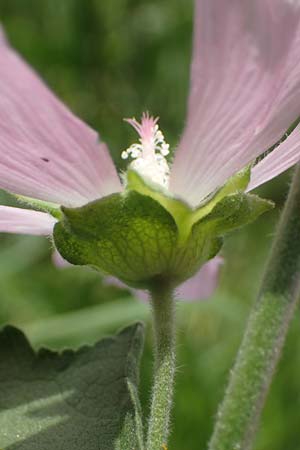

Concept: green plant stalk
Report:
left=209, top=164, right=300, bottom=450
left=147, top=282, right=176, bottom=450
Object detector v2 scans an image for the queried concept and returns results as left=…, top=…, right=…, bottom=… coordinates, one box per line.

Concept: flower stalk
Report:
left=147, top=281, right=176, bottom=450
left=208, top=163, right=300, bottom=450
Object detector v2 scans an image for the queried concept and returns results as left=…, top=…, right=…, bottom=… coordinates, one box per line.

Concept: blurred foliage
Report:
left=0, top=1, right=299, bottom=449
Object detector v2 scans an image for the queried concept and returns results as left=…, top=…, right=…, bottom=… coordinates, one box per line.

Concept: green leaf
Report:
left=0, top=323, right=145, bottom=450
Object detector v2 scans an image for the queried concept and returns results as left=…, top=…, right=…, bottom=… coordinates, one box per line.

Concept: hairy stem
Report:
left=146, top=282, right=176, bottom=450
left=209, top=164, right=300, bottom=450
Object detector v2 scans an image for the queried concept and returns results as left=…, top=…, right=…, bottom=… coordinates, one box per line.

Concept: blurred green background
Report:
left=0, top=1, right=300, bottom=449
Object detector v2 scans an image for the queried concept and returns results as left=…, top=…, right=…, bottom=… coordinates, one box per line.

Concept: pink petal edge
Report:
left=0, top=206, right=56, bottom=235
left=247, top=125, right=300, bottom=191
left=0, top=27, right=122, bottom=208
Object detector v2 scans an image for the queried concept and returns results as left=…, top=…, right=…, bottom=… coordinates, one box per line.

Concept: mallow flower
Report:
left=1, top=0, right=300, bottom=295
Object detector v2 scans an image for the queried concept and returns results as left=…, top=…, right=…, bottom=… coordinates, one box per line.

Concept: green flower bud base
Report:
left=53, top=170, right=273, bottom=290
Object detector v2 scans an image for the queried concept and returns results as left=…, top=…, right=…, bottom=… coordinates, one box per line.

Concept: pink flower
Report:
left=1, top=1, right=300, bottom=299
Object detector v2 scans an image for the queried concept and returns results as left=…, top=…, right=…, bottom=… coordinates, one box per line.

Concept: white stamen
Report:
left=122, top=113, right=170, bottom=188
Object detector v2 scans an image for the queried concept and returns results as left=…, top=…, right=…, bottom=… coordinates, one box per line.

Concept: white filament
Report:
left=122, top=114, right=170, bottom=188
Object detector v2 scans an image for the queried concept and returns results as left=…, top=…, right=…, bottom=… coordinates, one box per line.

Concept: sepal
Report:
left=126, top=166, right=251, bottom=243
left=53, top=183, right=272, bottom=289
left=195, top=192, right=274, bottom=236
left=54, top=191, right=178, bottom=288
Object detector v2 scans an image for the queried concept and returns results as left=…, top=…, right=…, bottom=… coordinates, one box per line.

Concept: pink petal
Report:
left=105, top=257, right=223, bottom=302
left=0, top=29, right=121, bottom=207
left=176, top=257, right=223, bottom=301
left=170, top=0, right=300, bottom=207
left=247, top=126, right=300, bottom=191
left=0, top=206, right=56, bottom=235
left=52, top=249, right=72, bottom=268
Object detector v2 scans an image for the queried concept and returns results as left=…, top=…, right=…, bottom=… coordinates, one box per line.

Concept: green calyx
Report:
left=53, top=168, right=273, bottom=289
left=16, top=195, right=62, bottom=219
left=126, top=168, right=253, bottom=244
